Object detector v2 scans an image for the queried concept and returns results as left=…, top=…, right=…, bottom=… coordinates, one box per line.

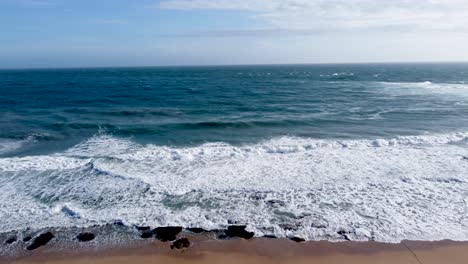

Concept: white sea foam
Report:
left=0, top=134, right=51, bottom=155
left=320, top=72, right=355, bottom=78
left=0, top=138, right=33, bottom=155
left=0, top=156, right=89, bottom=172
left=376, top=81, right=468, bottom=97
left=64, top=135, right=138, bottom=157
left=0, top=140, right=22, bottom=155
left=0, top=133, right=467, bottom=243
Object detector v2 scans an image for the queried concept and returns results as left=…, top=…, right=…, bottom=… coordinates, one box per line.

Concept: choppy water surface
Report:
left=1, top=63, right=467, bottom=243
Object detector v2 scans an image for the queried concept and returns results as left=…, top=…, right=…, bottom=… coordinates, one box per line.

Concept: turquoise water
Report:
left=0, top=63, right=467, bottom=243
left=1, top=63, right=468, bottom=155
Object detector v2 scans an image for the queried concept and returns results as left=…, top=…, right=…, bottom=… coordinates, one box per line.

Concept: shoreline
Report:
left=5, top=238, right=468, bottom=264
left=2, top=226, right=468, bottom=264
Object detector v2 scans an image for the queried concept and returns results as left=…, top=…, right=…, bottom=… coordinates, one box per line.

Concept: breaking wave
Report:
left=0, top=132, right=467, bottom=243
left=0, top=134, right=48, bottom=156
left=376, top=81, right=468, bottom=97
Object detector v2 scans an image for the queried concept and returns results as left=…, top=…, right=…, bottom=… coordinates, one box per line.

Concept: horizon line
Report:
left=1, top=60, right=468, bottom=71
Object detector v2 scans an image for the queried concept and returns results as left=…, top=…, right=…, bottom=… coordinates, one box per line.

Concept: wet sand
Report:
left=5, top=238, right=468, bottom=264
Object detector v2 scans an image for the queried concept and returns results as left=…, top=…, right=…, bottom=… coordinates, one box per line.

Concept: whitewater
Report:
left=1, top=132, right=467, bottom=243
left=2, top=64, right=468, bottom=245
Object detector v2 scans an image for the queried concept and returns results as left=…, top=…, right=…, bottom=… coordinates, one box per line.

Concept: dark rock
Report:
left=23, top=236, right=32, bottom=242
left=77, top=233, right=95, bottom=242
left=113, top=220, right=125, bottom=226
left=263, top=235, right=277, bottom=239
left=462, top=156, right=468, bottom=160
left=136, top=226, right=151, bottom=231
left=5, top=237, right=17, bottom=244
left=225, top=225, right=254, bottom=239
left=218, top=234, right=228, bottom=240
left=26, top=232, right=54, bottom=250
left=140, top=231, right=153, bottom=239
left=289, top=237, right=305, bottom=243
left=337, top=230, right=351, bottom=241
left=187, top=228, right=206, bottom=233
left=170, top=238, right=190, bottom=250
left=152, top=226, right=182, bottom=242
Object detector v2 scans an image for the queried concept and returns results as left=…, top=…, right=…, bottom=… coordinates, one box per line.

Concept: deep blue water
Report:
left=1, top=63, right=468, bottom=243
left=1, top=63, right=468, bottom=156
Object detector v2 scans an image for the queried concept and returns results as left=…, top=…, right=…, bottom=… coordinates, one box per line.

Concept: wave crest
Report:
left=0, top=132, right=467, bottom=243
left=377, top=81, right=468, bottom=97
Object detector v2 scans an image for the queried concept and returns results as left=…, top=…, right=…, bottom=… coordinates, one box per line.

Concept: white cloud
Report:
left=157, top=0, right=468, bottom=32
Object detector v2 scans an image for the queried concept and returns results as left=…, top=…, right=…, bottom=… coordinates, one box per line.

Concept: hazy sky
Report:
left=1, top=0, right=468, bottom=68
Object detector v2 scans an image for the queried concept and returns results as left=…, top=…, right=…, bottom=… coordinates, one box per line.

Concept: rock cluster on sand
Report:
left=337, top=230, right=351, bottom=241
left=170, top=238, right=190, bottom=250
left=135, top=226, right=151, bottom=231
left=134, top=226, right=153, bottom=239
left=187, top=228, right=206, bottom=233
left=27, top=232, right=54, bottom=250
left=77, top=233, right=95, bottom=242
left=225, top=226, right=254, bottom=239
left=140, top=231, right=153, bottom=239
left=5, top=237, right=17, bottom=244
left=152, top=227, right=182, bottom=242
left=289, top=237, right=305, bottom=242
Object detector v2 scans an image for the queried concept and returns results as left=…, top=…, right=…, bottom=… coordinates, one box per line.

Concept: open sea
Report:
left=1, top=63, right=467, bottom=244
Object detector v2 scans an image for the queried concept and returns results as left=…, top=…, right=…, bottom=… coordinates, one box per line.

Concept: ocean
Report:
left=0, top=63, right=467, bottom=243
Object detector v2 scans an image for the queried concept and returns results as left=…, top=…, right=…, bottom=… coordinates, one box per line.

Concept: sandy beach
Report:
left=4, top=236, right=468, bottom=264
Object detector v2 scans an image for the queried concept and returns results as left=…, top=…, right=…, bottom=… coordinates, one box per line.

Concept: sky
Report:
left=1, top=0, right=468, bottom=68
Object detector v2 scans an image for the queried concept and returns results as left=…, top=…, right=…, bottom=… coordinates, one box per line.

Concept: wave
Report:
left=0, top=132, right=467, bottom=243
left=60, top=131, right=468, bottom=158
left=376, top=81, right=468, bottom=97
left=0, top=139, right=24, bottom=155
left=172, top=119, right=308, bottom=130
left=320, top=72, right=355, bottom=79
left=102, top=110, right=183, bottom=117
left=65, top=108, right=185, bottom=117
left=36, top=119, right=312, bottom=136
left=0, top=134, right=50, bottom=155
